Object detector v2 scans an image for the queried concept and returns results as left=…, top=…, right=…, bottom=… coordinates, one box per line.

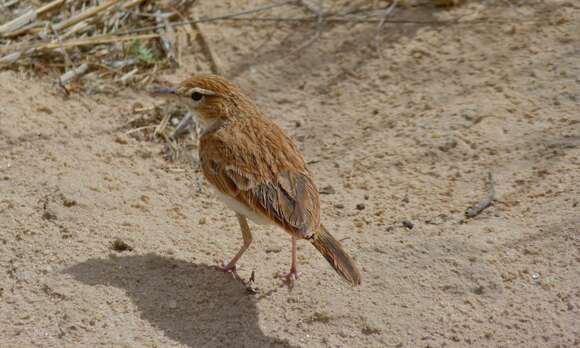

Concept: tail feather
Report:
left=310, top=225, right=361, bottom=286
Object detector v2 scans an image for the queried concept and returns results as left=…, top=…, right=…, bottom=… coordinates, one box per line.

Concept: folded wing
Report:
left=200, top=118, right=320, bottom=238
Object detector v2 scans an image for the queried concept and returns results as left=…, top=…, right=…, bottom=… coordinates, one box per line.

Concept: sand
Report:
left=0, top=1, right=579, bottom=347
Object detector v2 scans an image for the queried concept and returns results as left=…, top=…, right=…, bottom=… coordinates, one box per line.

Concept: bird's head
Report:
left=153, top=74, right=258, bottom=133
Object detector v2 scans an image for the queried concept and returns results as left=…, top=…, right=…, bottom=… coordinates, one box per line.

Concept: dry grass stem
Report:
left=465, top=173, right=496, bottom=218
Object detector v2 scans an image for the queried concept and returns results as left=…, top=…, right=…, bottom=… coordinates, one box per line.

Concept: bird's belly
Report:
left=211, top=186, right=272, bottom=225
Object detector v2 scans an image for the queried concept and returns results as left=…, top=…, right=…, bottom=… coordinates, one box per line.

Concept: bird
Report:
left=154, top=74, right=361, bottom=287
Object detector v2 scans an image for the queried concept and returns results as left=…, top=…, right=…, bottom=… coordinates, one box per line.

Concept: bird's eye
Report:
left=191, top=91, right=203, bottom=101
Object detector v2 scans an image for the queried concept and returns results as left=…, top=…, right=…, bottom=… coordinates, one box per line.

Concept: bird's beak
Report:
left=149, top=86, right=177, bottom=95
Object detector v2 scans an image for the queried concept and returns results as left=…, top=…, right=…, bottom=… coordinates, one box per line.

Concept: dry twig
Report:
left=0, top=32, right=160, bottom=54
left=53, top=0, right=124, bottom=32
left=291, top=0, right=325, bottom=54
left=59, top=63, right=88, bottom=84
left=0, top=0, right=65, bottom=35
left=0, top=0, right=21, bottom=10
left=154, top=11, right=178, bottom=67
left=192, top=18, right=222, bottom=75
left=374, top=0, right=398, bottom=52
left=465, top=172, right=496, bottom=218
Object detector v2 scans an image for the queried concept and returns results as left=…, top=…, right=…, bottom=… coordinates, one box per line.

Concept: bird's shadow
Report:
left=65, top=253, right=297, bottom=348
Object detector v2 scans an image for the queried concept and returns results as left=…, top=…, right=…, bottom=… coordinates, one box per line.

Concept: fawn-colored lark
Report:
left=157, top=74, right=361, bottom=287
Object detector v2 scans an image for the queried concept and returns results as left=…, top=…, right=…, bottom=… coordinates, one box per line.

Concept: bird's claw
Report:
left=276, top=269, right=302, bottom=289
left=215, top=260, right=257, bottom=290
left=215, top=259, right=242, bottom=280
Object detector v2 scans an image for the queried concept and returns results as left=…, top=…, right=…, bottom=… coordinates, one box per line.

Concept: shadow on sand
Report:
left=65, top=253, right=297, bottom=348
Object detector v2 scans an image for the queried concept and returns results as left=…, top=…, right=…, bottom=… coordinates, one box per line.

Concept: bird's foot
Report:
left=215, top=260, right=243, bottom=281
left=215, top=260, right=259, bottom=293
left=276, top=268, right=302, bottom=289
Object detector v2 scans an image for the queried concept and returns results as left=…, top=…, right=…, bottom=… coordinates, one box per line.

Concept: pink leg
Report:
left=276, top=236, right=302, bottom=288
left=216, top=214, right=252, bottom=283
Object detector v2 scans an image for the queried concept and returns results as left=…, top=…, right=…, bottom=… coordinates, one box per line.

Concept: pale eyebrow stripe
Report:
left=191, top=87, right=217, bottom=95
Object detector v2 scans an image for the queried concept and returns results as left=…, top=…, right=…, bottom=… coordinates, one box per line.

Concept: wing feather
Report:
left=200, top=118, right=320, bottom=238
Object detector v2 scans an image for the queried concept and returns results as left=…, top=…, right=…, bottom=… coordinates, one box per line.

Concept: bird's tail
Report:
left=310, top=224, right=362, bottom=286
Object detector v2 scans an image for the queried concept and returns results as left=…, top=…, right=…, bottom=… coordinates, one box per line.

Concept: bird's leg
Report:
left=276, top=236, right=302, bottom=288
left=217, top=213, right=252, bottom=282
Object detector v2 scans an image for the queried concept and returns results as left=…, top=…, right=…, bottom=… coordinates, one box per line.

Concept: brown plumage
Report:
left=169, top=74, right=361, bottom=287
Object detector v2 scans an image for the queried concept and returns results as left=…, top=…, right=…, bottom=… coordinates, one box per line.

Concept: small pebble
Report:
left=114, top=135, right=128, bottom=145
left=402, top=220, right=414, bottom=229
left=111, top=239, right=133, bottom=252
left=62, top=198, right=77, bottom=207
left=199, top=217, right=206, bottom=225
left=356, top=203, right=366, bottom=211
left=319, top=185, right=336, bottom=195
left=136, top=149, right=152, bottom=159
left=42, top=211, right=57, bottom=221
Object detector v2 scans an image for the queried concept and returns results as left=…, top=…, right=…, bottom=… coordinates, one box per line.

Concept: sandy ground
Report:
left=1, top=1, right=579, bottom=347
